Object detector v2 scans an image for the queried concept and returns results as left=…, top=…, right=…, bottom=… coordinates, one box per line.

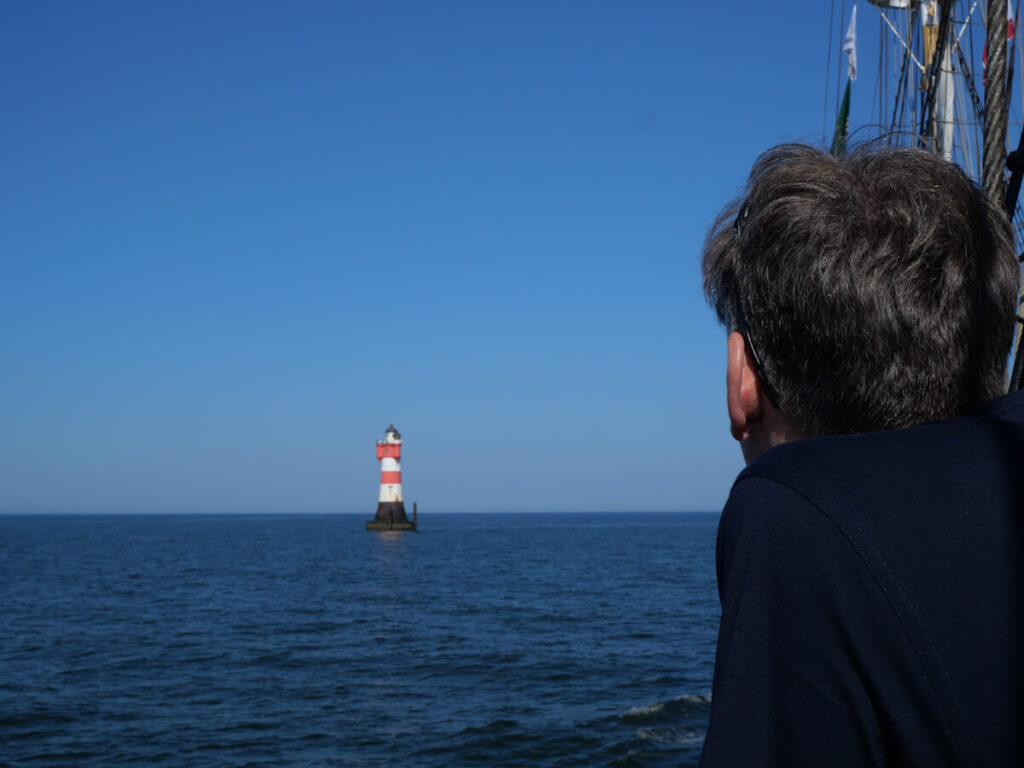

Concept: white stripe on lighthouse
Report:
left=378, top=484, right=403, bottom=502
left=378, top=456, right=403, bottom=502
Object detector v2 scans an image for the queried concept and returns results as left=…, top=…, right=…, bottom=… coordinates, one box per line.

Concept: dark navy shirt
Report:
left=700, top=392, right=1024, bottom=767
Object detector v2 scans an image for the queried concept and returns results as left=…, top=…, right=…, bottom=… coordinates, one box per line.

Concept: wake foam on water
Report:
left=621, top=692, right=711, bottom=723
left=602, top=692, right=711, bottom=766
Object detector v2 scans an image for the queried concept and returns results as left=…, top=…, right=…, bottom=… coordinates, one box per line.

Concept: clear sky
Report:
left=1, top=1, right=883, bottom=513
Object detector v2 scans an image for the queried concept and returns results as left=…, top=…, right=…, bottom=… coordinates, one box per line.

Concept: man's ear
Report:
left=727, top=331, right=765, bottom=442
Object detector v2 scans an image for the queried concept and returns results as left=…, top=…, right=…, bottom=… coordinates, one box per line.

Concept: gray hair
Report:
left=702, top=143, right=1018, bottom=436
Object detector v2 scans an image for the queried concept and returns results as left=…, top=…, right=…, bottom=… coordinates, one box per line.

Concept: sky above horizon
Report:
left=2, top=1, right=906, bottom=513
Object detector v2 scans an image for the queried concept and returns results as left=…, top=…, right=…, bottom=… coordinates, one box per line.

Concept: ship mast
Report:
left=921, top=0, right=956, bottom=158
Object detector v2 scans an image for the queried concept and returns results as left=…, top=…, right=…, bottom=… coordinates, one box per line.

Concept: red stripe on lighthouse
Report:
left=377, top=444, right=401, bottom=459
left=380, top=471, right=402, bottom=484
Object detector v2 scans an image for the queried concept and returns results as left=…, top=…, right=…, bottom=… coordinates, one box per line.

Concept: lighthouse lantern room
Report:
left=366, top=425, right=417, bottom=531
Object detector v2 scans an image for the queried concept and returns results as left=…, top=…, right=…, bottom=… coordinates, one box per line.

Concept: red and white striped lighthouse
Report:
left=366, top=424, right=416, bottom=530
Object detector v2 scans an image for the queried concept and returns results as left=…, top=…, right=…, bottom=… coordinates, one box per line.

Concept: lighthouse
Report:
left=366, top=424, right=417, bottom=531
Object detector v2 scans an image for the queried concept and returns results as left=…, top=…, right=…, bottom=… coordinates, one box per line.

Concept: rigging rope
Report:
left=954, top=38, right=985, bottom=123
left=983, top=0, right=1009, bottom=204
left=890, top=8, right=918, bottom=138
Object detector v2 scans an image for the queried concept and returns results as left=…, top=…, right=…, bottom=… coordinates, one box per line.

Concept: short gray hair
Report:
left=702, top=143, right=1018, bottom=436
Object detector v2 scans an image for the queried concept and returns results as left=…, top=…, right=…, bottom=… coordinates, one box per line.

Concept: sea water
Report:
left=0, top=512, right=720, bottom=767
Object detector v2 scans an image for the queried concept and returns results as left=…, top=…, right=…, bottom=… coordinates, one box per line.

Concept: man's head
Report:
left=703, top=143, right=1018, bottom=455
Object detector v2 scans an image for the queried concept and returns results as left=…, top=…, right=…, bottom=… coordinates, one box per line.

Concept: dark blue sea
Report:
left=0, top=512, right=720, bottom=767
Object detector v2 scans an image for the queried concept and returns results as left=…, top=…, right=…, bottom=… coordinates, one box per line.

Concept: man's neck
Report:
left=742, top=408, right=805, bottom=464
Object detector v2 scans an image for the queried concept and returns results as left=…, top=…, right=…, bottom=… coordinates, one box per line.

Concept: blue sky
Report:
left=2, top=1, right=884, bottom=513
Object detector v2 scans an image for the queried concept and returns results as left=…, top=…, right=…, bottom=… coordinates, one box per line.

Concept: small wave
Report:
left=248, top=650, right=292, bottom=666
left=620, top=692, right=711, bottom=723
left=454, top=718, right=520, bottom=737
left=190, top=738, right=277, bottom=752
left=624, top=701, right=665, bottom=718
left=217, top=720, right=280, bottom=733
left=634, top=726, right=707, bottom=746
left=604, top=692, right=711, bottom=767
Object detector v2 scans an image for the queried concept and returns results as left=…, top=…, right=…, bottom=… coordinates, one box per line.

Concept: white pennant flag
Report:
left=843, top=5, right=858, bottom=82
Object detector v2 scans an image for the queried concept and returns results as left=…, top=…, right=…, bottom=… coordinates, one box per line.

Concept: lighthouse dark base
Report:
left=366, top=501, right=416, bottom=531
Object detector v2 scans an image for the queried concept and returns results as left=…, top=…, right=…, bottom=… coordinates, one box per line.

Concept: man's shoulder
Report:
left=737, top=390, right=1024, bottom=512
left=716, top=391, right=1024, bottom=767
left=721, top=390, right=1024, bottom=608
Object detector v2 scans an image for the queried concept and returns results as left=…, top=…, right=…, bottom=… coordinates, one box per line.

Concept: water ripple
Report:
left=0, top=512, right=719, bottom=767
